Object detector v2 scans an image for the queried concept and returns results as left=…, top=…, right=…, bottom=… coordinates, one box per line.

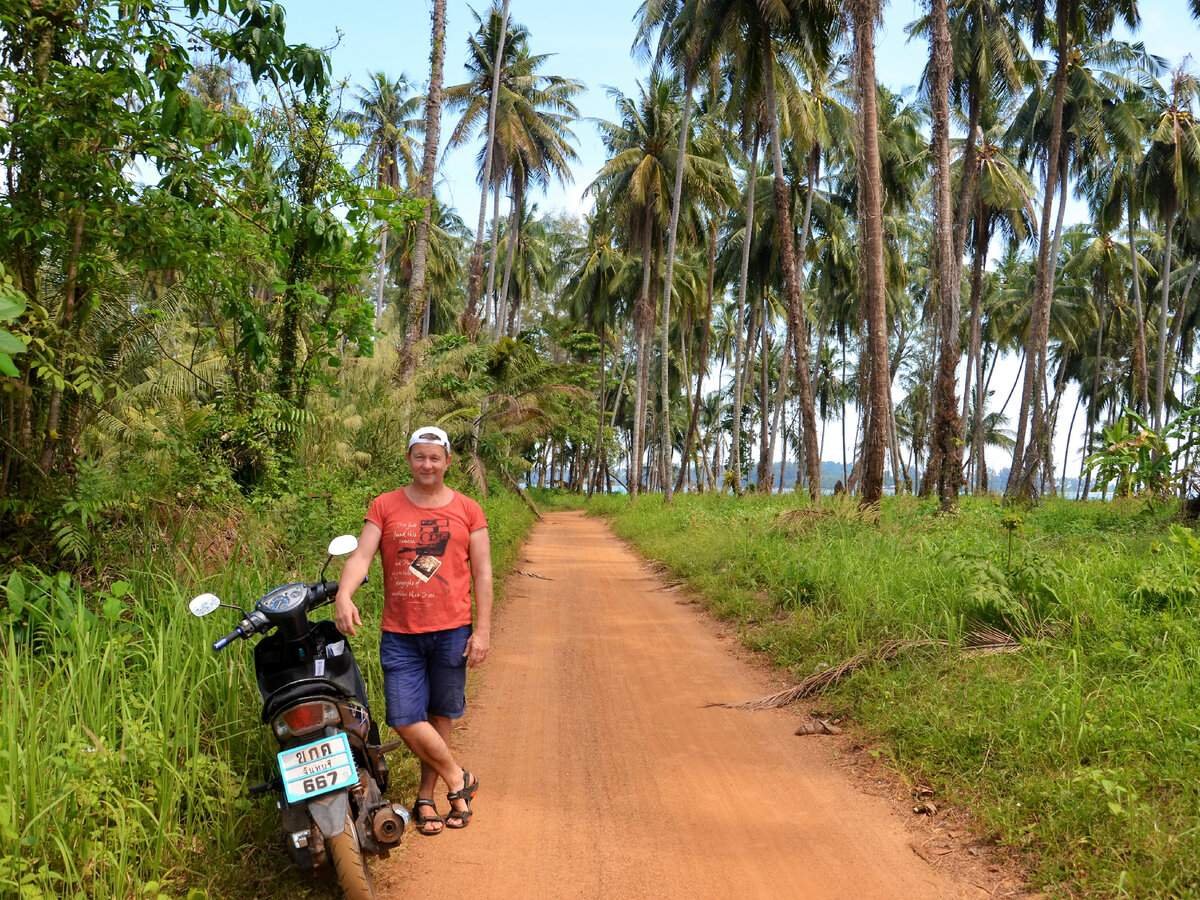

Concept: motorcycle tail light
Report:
left=274, top=701, right=338, bottom=739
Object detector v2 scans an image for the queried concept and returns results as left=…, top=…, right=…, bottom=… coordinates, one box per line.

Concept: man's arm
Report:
left=465, top=527, right=493, bottom=667
left=334, top=521, right=382, bottom=638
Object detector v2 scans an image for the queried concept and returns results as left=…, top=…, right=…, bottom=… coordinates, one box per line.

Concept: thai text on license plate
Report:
left=277, top=732, right=358, bottom=804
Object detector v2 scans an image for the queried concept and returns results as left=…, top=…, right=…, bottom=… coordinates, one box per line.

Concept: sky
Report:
left=281, top=0, right=1200, bottom=480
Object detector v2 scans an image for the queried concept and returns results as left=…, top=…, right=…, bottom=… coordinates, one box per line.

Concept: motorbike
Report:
left=189, top=534, right=406, bottom=900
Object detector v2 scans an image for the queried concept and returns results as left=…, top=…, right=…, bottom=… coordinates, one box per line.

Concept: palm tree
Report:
left=400, top=0, right=447, bottom=380
left=1006, top=0, right=1141, bottom=499
left=1141, top=67, right=1200, bottom=428
left=485, top=59, right=583, bottom=339
left=1079, top=82, right=1163, bottom=416
left=848, top=0, right=889, bottom=505
left=592, top=76, right=727, bottom=493
left=345, top=72, right=423, bottom=324
left=566, top=208, right=633, bottom=492
left=926, top=0, right=965, bottom=509
left=962, top=126, right=1035, bottom=490
left=456, top=0, right=512, bottom=340
left=761, top=9, right=837, bottom=502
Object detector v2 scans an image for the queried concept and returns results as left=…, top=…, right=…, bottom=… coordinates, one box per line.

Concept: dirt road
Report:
left=377, top=511, right=985, bottom=899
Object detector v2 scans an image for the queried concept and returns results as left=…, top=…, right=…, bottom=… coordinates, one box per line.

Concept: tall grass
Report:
left=1, top=475, right=534, bottom=899
left=575, top=492, right=1200, bottom=898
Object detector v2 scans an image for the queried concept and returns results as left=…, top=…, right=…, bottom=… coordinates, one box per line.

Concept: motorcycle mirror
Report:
left=327, top=535, right=358, bottom=557
left=189, top=593, right=221, bottom=618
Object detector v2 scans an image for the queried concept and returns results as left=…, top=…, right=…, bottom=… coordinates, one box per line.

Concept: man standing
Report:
left=335, top=426, right=492, bottom=835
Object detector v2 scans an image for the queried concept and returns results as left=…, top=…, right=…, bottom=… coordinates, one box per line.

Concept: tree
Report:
left=927, top=0, right=965, bottom=509
left=455, top=1, right=514, bottom=340
left=849, top=0, right=891, bottom=506
left=0, top=0, right=328, bottom=499
left=1006, top=0, right=1141, bottom=499
left=400, top=0, right=448, bottom=380
left=1141, top=67, right=1200, bottom=428
left=345, top=72, right=423, bottom=323
left=592, top=77, right=728, bottom=493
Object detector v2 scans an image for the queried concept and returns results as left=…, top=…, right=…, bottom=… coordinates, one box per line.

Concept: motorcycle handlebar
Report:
left=213, top=627, right=243, bottom=652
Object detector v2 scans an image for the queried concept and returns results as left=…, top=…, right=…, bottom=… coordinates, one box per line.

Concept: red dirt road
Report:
left=377, top=511, right=985, bottom=899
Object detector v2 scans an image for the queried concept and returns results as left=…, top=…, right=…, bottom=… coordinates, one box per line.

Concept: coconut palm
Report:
left=452, top=0, right=513, bottom=340
left=1140, top=67, right=1200, bottom=428
left=345, top=72, right=424, bottom=324
left=400, top=0, right=448, bottom=380
left=485, top=64, right=583, bottom=339
left=1005, top=0, right=1142, bottom=499
left=591, top=75, right=729, bottom=493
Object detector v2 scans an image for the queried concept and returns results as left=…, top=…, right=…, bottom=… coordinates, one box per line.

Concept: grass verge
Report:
left=560, top=491, right=1200, bottom=899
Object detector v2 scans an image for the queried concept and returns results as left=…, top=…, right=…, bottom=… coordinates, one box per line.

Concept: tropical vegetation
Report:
left=6, top=0, right=1200, bottom=895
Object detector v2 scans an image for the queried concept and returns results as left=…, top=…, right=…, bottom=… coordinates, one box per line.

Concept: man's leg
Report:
left=394, top=718, right=465, bottom=797
left=414, top=715, right=454, bottom=801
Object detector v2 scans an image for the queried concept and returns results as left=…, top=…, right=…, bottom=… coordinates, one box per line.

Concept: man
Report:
left=335, top=426, right=493, bottom=835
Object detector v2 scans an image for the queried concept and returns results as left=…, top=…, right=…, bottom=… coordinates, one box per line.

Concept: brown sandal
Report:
left=412, top=798, right=444, bottom=836
left=444, top=771, right=479, bottom=829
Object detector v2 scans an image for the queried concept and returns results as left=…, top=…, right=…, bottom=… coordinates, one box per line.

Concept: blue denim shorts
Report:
left=379, top=625, right=471, bottom=727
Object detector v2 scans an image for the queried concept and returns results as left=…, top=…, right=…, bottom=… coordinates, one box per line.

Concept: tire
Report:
left=327, top=813, right=377, bottom=900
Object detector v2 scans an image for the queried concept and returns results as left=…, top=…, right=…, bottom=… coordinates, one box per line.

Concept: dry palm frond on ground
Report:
left=713, top=629, right=1020, bottom=711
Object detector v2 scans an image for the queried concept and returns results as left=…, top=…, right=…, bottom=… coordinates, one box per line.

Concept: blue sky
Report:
left=284, top=0, right=1200, bottom=221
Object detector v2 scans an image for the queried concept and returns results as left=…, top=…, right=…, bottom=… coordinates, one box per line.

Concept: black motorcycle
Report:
left=189, top=534, right=405, bottom=900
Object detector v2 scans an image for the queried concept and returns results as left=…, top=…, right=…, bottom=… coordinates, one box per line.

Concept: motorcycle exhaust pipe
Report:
left=370, top=804, right=410, bottom=845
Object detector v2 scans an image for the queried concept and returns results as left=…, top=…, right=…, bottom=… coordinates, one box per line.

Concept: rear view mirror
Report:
left=189, top=593, right=221, bottom=617
left=328, top=535, right=358, bottom=557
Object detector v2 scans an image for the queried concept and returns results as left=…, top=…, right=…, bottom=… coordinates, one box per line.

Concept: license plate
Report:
left=277, top=732, right=358, bottom=804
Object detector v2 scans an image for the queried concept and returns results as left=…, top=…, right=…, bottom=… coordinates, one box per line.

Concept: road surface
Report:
left=376, top=511, right=987, bottom=899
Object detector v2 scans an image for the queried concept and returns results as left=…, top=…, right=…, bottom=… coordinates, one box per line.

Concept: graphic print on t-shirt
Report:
left=402, top=518, right=451, bottom=584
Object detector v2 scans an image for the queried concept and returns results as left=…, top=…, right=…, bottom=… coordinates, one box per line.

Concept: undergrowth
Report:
left=568, top=491, right=1200, bottom=899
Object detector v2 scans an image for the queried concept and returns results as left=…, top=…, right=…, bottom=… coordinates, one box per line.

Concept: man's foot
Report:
left=444, top=769, right=479, bottom=829
left=412, top=798, right=444, bottom=836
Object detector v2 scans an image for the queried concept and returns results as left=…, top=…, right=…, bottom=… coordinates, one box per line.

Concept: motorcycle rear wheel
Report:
left=327, top=813, right=377, bottom=900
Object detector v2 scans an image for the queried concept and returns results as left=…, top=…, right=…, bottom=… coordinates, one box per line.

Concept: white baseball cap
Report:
left=407, top=425, right=452, bottom=455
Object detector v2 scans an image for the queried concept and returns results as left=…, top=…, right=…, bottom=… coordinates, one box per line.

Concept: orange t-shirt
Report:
left=365, top=489, right=488, bottom=634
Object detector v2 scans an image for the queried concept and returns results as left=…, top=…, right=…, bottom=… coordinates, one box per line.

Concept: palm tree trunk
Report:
left=732, top=133, right=759, bottom=496
left=928, top=0, right=963, bottom=510
left=1008, top=0, right=1071, bottom=498
left=850, top=0, right=889, bottom=506
left=758, top=304, right=771, bottom=490
left=764, top=47, right=821, bottom=501
left=767, top=328, right=791, bottom=491
left=1063, top=389, right=1080, bottom=498
left=1129, top=198, right=1151, bottom=414
left=675, top=219, right=718, bottom=494
left=498, top=180, right=523, bottom=337
left=953, top=75, right=982, bottom=259
left=841, top=335, right=848, bottom=486
left=1156, top=207, right=1177, bottom=429
left=962, top=212, right=988, bottom=436
left=486, top=184, right=503, bottom=337
left=590, top=323, right=608, bottom=498
left=658, top=80, right=694, bottom=503
left=400, top=0, right=447, bottom=379
left=632, top=205, right=655, bottom=495
left=375, top=225, right=389, bottom=325
left=462, top=0, right=511, bottom=339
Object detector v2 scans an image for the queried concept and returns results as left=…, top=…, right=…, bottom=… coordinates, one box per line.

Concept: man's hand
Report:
left=464, top=630, right=490, bottom=667
left=334, top=597, right=362, bottom=637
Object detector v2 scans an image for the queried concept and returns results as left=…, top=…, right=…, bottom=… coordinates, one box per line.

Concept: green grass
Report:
left=564, top=491, right=1200, bottom=898
left=0, top=473, right=534, bottom=899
